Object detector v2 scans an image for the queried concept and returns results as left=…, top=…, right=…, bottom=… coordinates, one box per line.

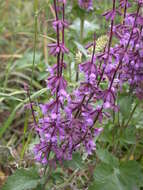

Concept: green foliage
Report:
left=63, top=152, right=84, bottom=169
left=0, top=88, right=47, bottom=138
left=96, top=149, right=119, bottom=166
left=0, top=1, right=143, bottom=190
left=118, top=94, right=133, bottom=119
left=74, top=41, right=88, bottom=58
left=1, top=168, right=41, bottom=190
left=89, top=150, right=143, bottom=190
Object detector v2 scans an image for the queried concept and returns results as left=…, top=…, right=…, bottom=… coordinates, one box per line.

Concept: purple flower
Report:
left=78, top=0, right=93, bottom=11
left=32, top=0, right=143, bottom=166
left=47, top=76, right=67, bottom=94
left=40, top=104, right=48, bottom=115
left=103, top=9, right=121, bottom=21
left=52, top=20, right=68, bottom=31
left=137, top=0, right=143, bottom=4
left=85, top=139, right=96, bottom=155
left=119, top=0, right=131, bottom=8
left=58, top=0, right=67, bottom=4
left=48, top=43, right=69, bottom=56
left=94, top=128, right=103, bottom=136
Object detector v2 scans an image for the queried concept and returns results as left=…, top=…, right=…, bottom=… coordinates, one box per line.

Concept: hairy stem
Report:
left=30, top=0, right=38, bottom=90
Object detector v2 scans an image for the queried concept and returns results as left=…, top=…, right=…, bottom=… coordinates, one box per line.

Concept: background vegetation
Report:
left=0, top=0, right=143, bottom=189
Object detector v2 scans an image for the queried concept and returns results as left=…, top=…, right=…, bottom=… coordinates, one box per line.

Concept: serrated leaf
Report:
left=89, top=163, right=124, bottom=190
left=89, top=161, right=143, bottom=190
left=2, top=168, right=40, bottom=190
left=119, top=161, right=143, bottom=187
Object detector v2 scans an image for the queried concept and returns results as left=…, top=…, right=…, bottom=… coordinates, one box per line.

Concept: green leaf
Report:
left=89, top=161, right=143, bottom=190
left=118, top=95, right=133, bottom=119
left=89, top=163, right=124, bottom=190
left=1, top=168, right=40, bottom=190
left=50, top=171, right=64, bottom=184
left=96, top=149, right=119, bottom=166
left=119, top=161, right=143, bottom=187
left=99, top=125, right=113, bottom=143
left=120, top=126, right=136, bottom=145
left=63, top=152, right=84, bottom=169
left=14, top=52, right=41, bottom=69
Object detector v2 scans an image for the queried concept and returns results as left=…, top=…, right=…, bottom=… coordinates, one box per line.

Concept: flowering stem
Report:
left=97, top=0, right=115, bottom=85
left=33, top=0, right=143, bottom=165
left=124, top=103, right=138, bottom=128
left=123, top=0, right=128, bottom=24
left=86, top=0, right=116, bottom=105
left=109, top=2, right=140, bottom=90
left=80, top=18, right=84, bottom=43
left=60, top=3, right=65, bottom=76
left=53, top=0, right=60, bottom=77
left=72, top=1, right=141, bottom=151
left=74, top=33, right=96, bottom=118
left=76, top=18, right=84, bottom=82
left=27, top=87, right=38, bottom=128
left=94, top=3, right=141, bottom=125
left=91, top=33, right=96, bottom=64
left=30, top=0, right=38, bottom=90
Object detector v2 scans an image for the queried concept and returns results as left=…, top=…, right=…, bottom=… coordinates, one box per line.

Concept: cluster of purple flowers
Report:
left=33, top=0, right=143, bottom=165
left=116, top=1, right=143, bottom=99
